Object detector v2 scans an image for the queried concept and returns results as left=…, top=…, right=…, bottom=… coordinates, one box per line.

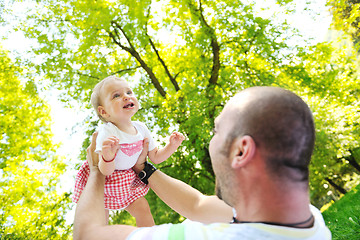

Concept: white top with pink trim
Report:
left=95, top=121, right=156, bottom=170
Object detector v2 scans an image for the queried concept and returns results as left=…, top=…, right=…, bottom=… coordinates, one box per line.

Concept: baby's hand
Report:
left=169, top=132, right=185, bottom=148
left=102, top=136, right=120, bottom=161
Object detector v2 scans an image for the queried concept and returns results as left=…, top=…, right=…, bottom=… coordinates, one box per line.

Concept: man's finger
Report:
left=138, top=138, right=149, bottom=160
left=141, top=138, right=149, bottom=154
left=90, top=132, right=98, bottom=152
left=87, top=132, right=99, bottom=167
left=132, top=138, right=149, bottom=173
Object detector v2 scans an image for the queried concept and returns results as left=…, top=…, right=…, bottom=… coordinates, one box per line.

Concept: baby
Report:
left=73, top=75, right=185, bottom=226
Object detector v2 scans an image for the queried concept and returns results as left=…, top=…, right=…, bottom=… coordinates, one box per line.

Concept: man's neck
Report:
left=234, top=181, right=312, bottom=227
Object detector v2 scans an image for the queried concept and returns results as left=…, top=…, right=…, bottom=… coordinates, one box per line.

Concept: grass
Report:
left=322, top=184, right=360, bottom=240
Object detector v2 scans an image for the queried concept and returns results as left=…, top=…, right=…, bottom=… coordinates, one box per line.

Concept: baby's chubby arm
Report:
left=148, top=132, right=185, bottom=164
left=98, top=136, right=119, bottom=176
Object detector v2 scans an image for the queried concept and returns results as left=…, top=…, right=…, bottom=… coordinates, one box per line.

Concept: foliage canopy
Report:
left=4, top=0, right=360, bottom=227
left=0, top=47, right=71, bottom=239
left=327, top=0, right=360, bottom=51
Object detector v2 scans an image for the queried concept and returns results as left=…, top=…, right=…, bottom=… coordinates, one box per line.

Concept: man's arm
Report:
left=150, top=171, right=233, bottom=224
left=73, top=132, right=137, bottom=240
left=135, top=140, right=233, bottom=224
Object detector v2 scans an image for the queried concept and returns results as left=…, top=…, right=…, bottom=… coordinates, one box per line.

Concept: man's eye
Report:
left=212, top=128, right=217, bottom=135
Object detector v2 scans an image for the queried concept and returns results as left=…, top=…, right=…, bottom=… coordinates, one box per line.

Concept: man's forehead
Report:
left=214, top=105, right=234, bottom=128
left=215, top=88, right=259, bottom=125
left=228, top=90, right=256, bottom=106
left=215, top=92, right=253, bottom=126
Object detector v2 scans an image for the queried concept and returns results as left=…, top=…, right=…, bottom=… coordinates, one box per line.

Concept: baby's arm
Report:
left=98, top=136, right=119, bottom=176
left=148, top=132, right=185, bottom=164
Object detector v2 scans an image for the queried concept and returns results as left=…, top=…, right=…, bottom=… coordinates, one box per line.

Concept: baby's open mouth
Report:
left=123, top=103, right=135, bottom=109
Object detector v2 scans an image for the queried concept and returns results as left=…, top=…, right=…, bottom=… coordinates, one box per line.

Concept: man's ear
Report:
left=230, top=135, right=256, bottom=169
left=98, top=106, right=109, bottom=119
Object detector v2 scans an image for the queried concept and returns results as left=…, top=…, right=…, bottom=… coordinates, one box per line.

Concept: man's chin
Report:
left=216, top=184, right=233, bottom=207
left=215, top=185, right=222, bottom=200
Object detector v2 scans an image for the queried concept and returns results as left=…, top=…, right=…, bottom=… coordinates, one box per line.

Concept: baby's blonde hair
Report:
left=90, top=75, right=126, bottom=122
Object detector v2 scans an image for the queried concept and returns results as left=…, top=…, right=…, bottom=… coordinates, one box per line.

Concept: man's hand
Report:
left=87, top=132, right=100, bottom=171
left=75, top=132, right=138, bottom=240
left=133, top=138, right=149, bottom=174
left=169, top=131, right=185, bottom=148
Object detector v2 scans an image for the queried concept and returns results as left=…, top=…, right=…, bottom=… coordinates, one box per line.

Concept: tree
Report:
left=16, top=0, right=294, bottom=224
left=280, top=41, right=360, bottom=206
left=10, top=0, right=360, bottom=223
left=327, top=0, right=360, bottom=51
left=0, top=47, right=71, bottom=239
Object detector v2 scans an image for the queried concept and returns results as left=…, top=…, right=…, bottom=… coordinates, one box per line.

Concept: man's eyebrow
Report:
left=214, top=118, right=219, bottom=128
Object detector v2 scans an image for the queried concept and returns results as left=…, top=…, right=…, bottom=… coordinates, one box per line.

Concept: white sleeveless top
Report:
left=95, top=121, right=156, bottom=170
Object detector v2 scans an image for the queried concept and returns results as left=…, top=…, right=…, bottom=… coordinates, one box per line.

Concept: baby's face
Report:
left=98, top=79, right=139, bottom=123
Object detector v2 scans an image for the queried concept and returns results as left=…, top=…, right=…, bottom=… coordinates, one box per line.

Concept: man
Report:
left=73, top=86, right=331, bottom=239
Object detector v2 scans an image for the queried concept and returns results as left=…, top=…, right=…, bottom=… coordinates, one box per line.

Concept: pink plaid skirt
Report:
left=72, top=161, right=149, bottom=210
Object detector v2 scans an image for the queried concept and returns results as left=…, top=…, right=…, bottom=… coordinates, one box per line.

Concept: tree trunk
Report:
left=325, top=177, right=347, bottom=194
left=346, top=150, right=360, bottom=173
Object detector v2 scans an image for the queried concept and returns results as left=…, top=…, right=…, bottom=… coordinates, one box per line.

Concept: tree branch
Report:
left=325, top=177, right=347, bottom=195
left=196, top=0, right=220, bottom=86
left=76, top=71, right=100, bottom=80
left=144, top=8, right=180, bottom=92
left=145, top=31, right=180, bottom=92
left=108, top=21, right=167, bottom=98
left=110, top=66, right=142, bottom=76
left=345, top=149, right=360, bottom=173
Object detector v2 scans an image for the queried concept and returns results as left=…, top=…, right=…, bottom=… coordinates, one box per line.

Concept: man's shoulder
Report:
left=127, top=221, right=237, bottom=240
left=128, top=219, right=331, bottom=240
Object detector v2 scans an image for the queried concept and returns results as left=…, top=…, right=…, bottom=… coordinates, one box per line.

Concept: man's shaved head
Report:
left=225, top=87, right=315, bottom=183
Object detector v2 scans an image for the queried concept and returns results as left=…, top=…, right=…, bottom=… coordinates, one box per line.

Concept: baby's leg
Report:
left=125, top=197, right=155, bottom=227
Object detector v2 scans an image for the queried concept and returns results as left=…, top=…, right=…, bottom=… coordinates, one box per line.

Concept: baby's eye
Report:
left=127, top=90, right=133, bottom=95
left=113, top=93, right=120, bottom=99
